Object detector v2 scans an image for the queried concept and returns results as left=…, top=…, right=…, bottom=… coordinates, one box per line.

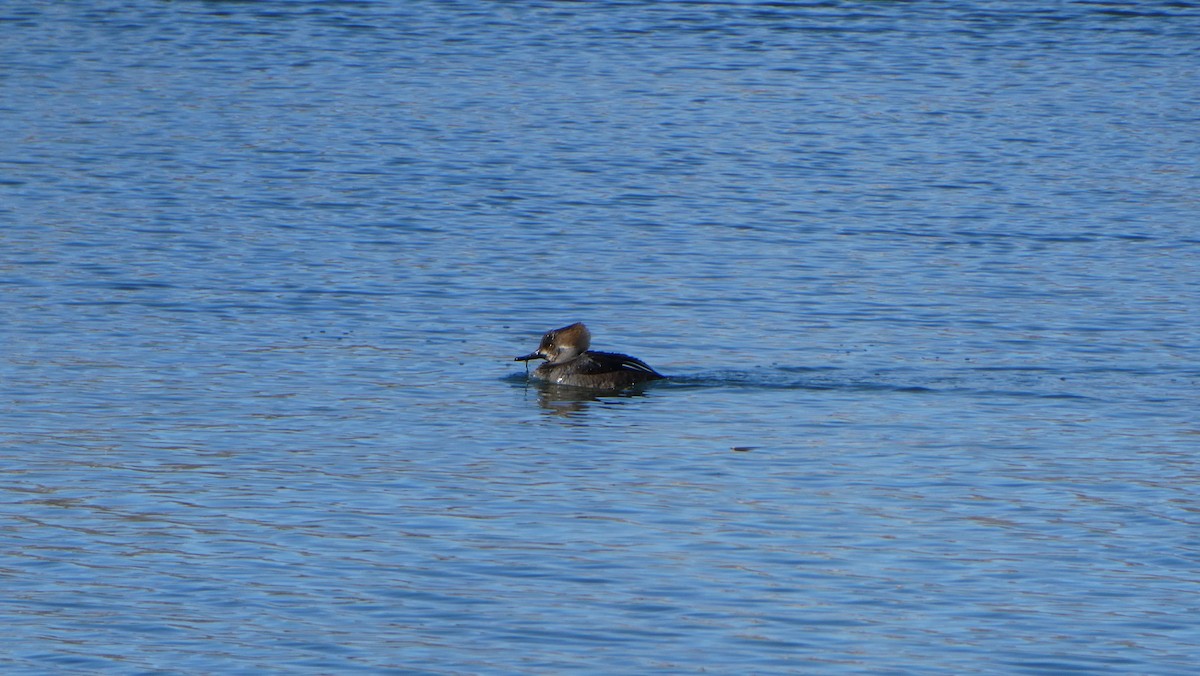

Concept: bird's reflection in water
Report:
left=523, top=380, right=655, bottom=416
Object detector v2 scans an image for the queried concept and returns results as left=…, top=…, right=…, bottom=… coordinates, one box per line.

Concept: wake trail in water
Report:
left=658, top=366, right=1101, bottom=401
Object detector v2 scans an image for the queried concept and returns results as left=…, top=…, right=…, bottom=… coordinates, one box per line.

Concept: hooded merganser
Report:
left=515, top=322, right=664, bottom=390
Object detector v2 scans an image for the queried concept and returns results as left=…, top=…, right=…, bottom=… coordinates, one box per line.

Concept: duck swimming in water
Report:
left=515, top=322, right=664, bottom=390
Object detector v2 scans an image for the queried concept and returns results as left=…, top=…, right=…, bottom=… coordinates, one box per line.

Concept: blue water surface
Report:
left=2, top=1, right=1198, bottom=673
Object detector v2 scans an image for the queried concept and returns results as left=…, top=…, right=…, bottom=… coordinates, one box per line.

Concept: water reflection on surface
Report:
left=3, top=0, right=1198, bottom=673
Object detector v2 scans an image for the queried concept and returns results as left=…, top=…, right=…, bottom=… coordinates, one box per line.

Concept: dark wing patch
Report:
left=586, top=351, right=664, bottom=378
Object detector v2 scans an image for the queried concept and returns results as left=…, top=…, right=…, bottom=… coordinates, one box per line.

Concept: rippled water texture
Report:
left=2, top=1, right=1198, bottom=673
